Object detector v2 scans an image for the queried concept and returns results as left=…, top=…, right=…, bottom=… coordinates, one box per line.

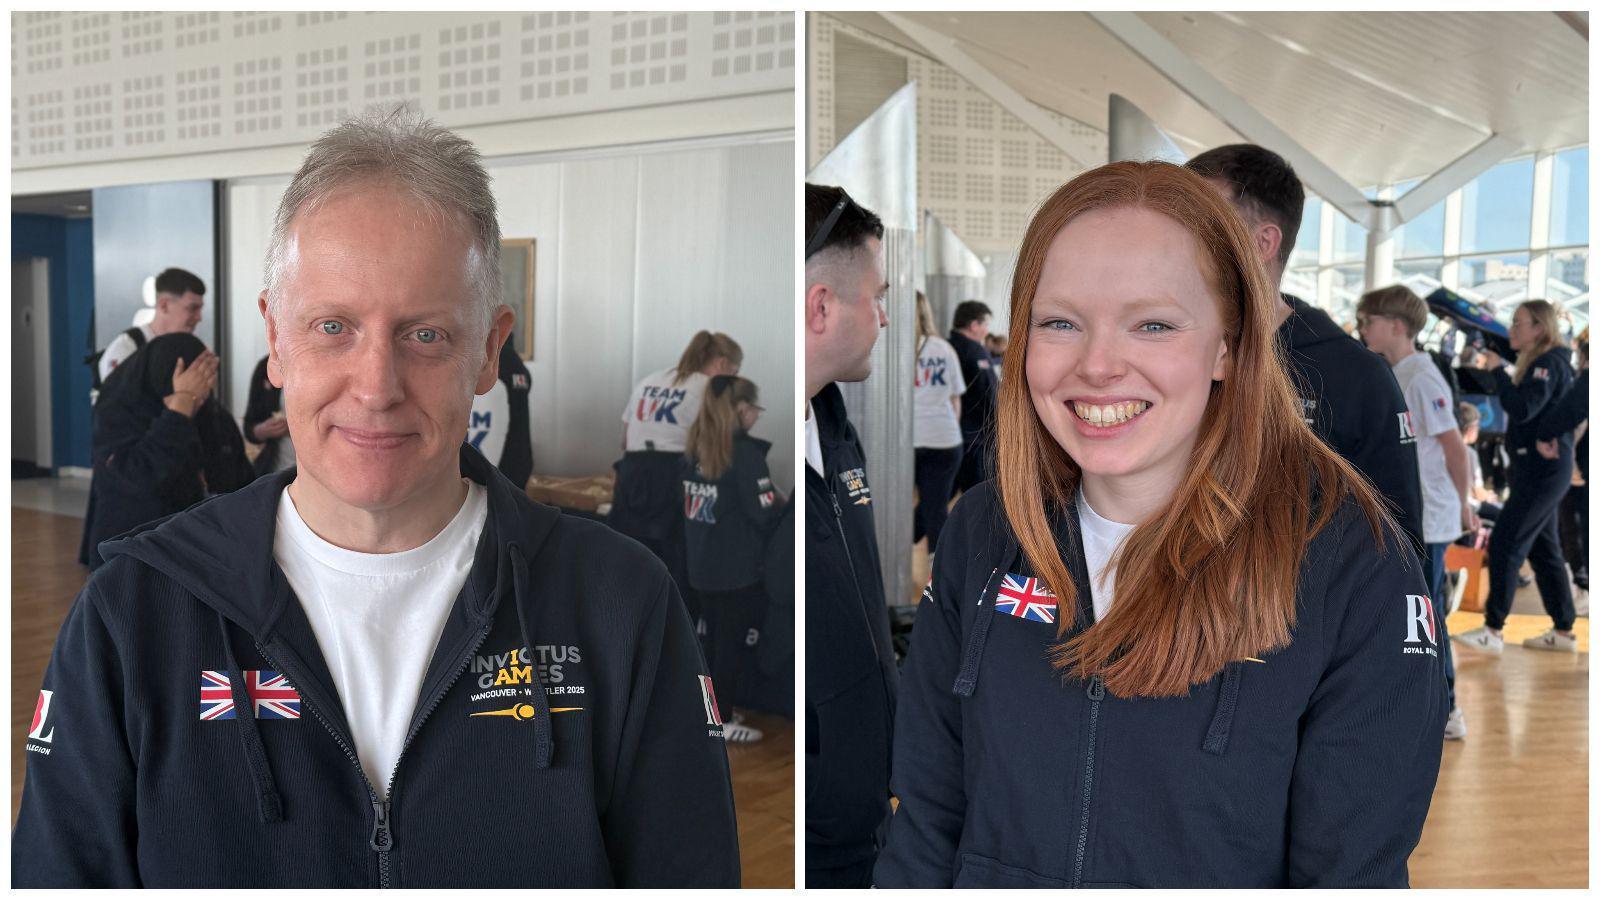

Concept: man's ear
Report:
left=259, top=292, right=285, bottom=389
left=805, top=282, right=830, bottom=335
left=476, top=305, right=517, bottom=396
left=1255, top=221, right=1283, bottom=269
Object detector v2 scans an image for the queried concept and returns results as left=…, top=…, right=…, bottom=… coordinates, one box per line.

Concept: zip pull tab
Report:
left=370, top=799, right=394, bottom=852
left=829, top=490, right=842, bottom=518
left=1085, top=675, right=1105, bottom=701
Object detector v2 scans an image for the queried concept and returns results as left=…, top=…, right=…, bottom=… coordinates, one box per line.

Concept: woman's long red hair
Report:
left=996, top=161, right=1395, bottom=698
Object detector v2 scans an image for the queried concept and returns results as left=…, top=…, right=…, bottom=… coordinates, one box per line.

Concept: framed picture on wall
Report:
left=500, top=238, right=535, bottom=360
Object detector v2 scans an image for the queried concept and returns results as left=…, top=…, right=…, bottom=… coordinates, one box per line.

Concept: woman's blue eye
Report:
left=1037, top=319, right=1075, bottom=331
left=414, top=329, right=439, bottom=344
left=319, top=321, right=344, bottom=335
left=1138, top=321, right=1174, bottom=333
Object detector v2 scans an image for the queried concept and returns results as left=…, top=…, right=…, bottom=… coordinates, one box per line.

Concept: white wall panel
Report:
left=222, top=134, right=795, bottom=491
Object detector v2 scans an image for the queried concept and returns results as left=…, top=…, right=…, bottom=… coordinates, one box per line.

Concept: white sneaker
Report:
left=722, top=713, right=764, bottom=744
left=1452, top=626, right=1504, bottom=654
left=1521, top=629, right=1578, bottom=652
left=1443, top=707, right=1467, bottom=741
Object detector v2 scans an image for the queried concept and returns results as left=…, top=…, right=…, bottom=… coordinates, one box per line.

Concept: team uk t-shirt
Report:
left=621, top=368, right=709, bottom=453
left=274, top=481, right=487, bottom=794
left=913, top=336, right=967, bottom=450
left=1393, top=351, right=1466, bottom=543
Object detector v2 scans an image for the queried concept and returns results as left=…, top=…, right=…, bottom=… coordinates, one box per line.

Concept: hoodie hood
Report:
left=98, top=443, right=562, bottom=640
left=1278, top=292, right=1355, bottom=351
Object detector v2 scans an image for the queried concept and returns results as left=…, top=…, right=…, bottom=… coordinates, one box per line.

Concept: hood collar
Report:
left=98, top=443, right=562, bottom=640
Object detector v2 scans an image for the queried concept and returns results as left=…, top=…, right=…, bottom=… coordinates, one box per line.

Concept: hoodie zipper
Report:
left=1072, top=675, right=1105, bottom=889
left=257, top=620, right=493, bottom=888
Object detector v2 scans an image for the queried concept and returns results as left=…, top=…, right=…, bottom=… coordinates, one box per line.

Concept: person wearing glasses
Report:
left=681, top=375, right=782, bottom=744
left=803, top=183, right=896, bottom=888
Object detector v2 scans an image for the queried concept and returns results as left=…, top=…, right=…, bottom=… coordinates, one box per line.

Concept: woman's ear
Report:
left=1212, top=339, right=1231, bottom=382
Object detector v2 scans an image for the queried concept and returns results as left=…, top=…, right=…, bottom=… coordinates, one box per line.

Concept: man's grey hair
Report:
left=263, top=105, right=501, bottom=332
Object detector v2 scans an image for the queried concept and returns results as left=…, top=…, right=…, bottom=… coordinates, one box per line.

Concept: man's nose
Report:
left=350, top=336, right=406, bottom=409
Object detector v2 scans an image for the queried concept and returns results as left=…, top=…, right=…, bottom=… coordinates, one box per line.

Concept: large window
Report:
left=1461, top=157, right=1534, bottom=254
left=1285, top=147, right=1586, bottom=330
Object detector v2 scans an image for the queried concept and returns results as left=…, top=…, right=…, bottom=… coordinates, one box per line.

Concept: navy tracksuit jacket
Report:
left=15, top=446, right=739, bottom=888
left=875, top=482, right=1447, bottom=888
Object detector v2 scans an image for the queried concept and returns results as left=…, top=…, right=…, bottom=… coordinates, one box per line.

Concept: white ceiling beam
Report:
left=1087, top=11, right=1374, bottom=229
left=1393, top=132, right=1523, bottom=225
left=878, top=11, right=1101, bottom=169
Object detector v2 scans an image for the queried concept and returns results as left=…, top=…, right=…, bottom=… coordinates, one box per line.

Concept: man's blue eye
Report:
left=320, top=321, right=344, bottom=335
left=415, top=329, right=439, bottom=344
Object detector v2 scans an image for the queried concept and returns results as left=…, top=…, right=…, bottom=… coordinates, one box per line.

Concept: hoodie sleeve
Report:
left=96, top=407, right=200, bottom=492
left=1537, top=369, right=1588, bottom=441
left=1287, top=510, right=1446, bottom=887
left=241, top=356, right=278, bottom=445
left=12, top=583, right=141, bottom=888
left=873, top=540, right=969, bottom=887
left=602, top=573, right=740, bottom=887
left=1493, top=352, right=1563, bottom=423
left=736, top=443, right=784, bottom=532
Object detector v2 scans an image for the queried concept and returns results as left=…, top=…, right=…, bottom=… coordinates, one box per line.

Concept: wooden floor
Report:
left=11, top=506, right=794, bottom=888
left=908, top=536, right=1589, bottom=888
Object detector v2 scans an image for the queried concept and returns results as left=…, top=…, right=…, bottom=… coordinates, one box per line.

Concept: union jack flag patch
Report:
left=995, top=574, right=1057, bottom=624
left=200, top=670, right=302, bottom=721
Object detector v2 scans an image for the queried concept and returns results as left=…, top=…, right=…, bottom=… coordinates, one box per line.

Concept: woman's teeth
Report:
left=1073, top=400, right=1150, bottom=427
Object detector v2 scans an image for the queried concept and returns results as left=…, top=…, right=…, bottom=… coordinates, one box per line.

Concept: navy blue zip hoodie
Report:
left=875, top=481, right=1446, bottom=888
left=1494, top=346, right=1576, bottom=468
left=15, top=445, right=740, bottom=888
left=1280, top=293, right=1426, bottom=558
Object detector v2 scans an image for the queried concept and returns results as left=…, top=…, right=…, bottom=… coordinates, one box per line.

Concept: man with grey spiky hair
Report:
left=15, top=107, right=740, bottom=888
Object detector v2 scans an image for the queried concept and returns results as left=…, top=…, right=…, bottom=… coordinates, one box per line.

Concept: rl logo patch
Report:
left=1403, top=594, right=1439, bottom=657
left=29, top=690, right=56, bottom=744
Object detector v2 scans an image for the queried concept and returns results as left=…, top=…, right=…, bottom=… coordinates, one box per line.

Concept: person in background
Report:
left=949, top=300, right=1000, bottom=495
left=681, top=375, right=783, bottom=744
left=984, top=333, right=1008, bottom=380
left=243, top=353, right=294, bottom=476
left=1455, top=300, right=1578, bottom=653
left=1457, top=401, right=1502, bottom=522
left=912, top=292, right=966, bottom=555
left=1537, top=330, right=1587, bottom=598
left=78, top=334, right=253, bottom=569
left=96, top=267, right=208, bottom=385
left=1186, top=145, right=1426, bottom=559
left=466, top=335, right=534, bottom=490
left=803, top=182, right=895, bottom=889
left=1356, top=285, right=1472, bottom=741
left=612, top=331, right=743, bottom=575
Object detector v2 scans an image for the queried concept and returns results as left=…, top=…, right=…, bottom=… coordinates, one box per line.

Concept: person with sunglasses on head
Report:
left=680, top=376, right=783, bottom=744
left=803, top=183, right=895, bottom=889
left=1454, top=300, right=1580, bottom=653
left=875, top=162, right=1444, bottom=888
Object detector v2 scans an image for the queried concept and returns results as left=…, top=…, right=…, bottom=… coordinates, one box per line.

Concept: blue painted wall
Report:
left=13, top=213, right=96, bottom=469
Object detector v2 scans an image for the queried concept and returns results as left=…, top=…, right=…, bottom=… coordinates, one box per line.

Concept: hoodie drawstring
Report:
left=216, top=612, right=284, bottom=823
left=508, top=546, right=554, bottom=769
left=952, top=566, right=1005, bottom=698
left=1202, top=662, right=1244, bottom=756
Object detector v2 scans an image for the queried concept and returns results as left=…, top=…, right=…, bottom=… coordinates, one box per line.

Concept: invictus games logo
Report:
left=468, top=644, right=585, bottom=708
left=838, top=467, right=871, bottom=506
left=1402, top=594, right=1439, bottom=657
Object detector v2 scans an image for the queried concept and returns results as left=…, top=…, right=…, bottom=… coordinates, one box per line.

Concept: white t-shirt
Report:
left=913, top=336, right=967, bottom=450
left=1078, top=490, right=1135, bottom=623
left=98, top=325, right=155, bottom=382
left=621, top=368, right=708, bottom=453
left=1393, top=352, right=1465, bottom=543
left=805, top=403, right=824, bottom=475
left=274, top=481, right=488, bottom=794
